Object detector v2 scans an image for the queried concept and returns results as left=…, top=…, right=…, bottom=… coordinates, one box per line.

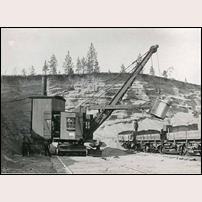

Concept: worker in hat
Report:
left=134, top=119, right=139, bottom=132
left=43, top=139, right=51, bottom=157
left=22, top=136, right=29, bottom=157
left=133, top=119, right=139, bottom=151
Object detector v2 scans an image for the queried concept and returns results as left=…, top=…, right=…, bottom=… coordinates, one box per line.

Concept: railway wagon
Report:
left=136, top=130, right=161, bottom=142
left=118, top=130, right=134, bottom=149
left=136, top=130, right=161, bottom=152
left=118, top=130, right=134, bottom=142
left=163, top=124, right=201, bottom=155
left=165, top=124, right=199, bottom=141
left=118, top=123, right=201, bottom=155
left=118, top=130, right=161, bottom=152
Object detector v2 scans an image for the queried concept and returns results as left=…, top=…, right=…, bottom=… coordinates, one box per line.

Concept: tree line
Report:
left=43, top=43, right=100, bottom=75
left=9, top=45, right=180, bottom=81
left=9, top=43, right=100, bottom=76
left=118, top=53, right=179, bottom=80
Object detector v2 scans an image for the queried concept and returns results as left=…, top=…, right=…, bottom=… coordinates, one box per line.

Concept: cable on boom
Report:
left=157, top=51, right=161, bottom=76
left=80, top=51, right=149, bottom=107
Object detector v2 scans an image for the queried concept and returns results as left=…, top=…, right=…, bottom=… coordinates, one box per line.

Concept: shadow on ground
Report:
left=101, top=147, right=131, bottom=157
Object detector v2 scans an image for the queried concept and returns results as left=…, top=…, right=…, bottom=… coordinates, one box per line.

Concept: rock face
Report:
left=1, top=73, right=201, bottom=155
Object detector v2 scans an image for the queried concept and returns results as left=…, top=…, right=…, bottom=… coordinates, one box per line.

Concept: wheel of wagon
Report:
left=143, top=145, right=146, bottom=152
left=158, top=146, right=163, bottom=154
left=180, top=144, right=187, bottom=156
left=78, top=139, right=84, bottom=145
left=143, top=145, right=149, bottom=152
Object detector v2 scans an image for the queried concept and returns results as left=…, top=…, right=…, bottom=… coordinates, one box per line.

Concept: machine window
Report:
left=86, top=120, right=90, bottom=129
left=66, top=117, right=76, bottom=130
left=44, top=119, right=51, bottom=131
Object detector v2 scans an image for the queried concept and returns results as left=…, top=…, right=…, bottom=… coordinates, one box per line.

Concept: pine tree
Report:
left=12, top=67, right=18, bottom=75
left=94, top=58, right=100, bottom=73
left=162, top=70, right=168, bottom=78
left=30, top=66, right=35, bottom=75
left=42, top=60, right=49, bottom=75
left=86, top=43, right=100, bottom=74
left=63, top=51, right=74, bottom=75
left=69, top=67, right=74, bottom=75
left=81, top=57, right=86, bottom=74
left=137, top=53, right=142, bottom=64
left=120, top=64, right=126, bottom=73
left=49, top=54, right=58, bottom=74
left=26, top=66, right=35, bottom=76
left=185, top=77, right=187, bottom=83
left=137, top=53, right=143, bottom=73
left=86, top=43, right=94, bottom=74
left=76, top=57, right=82, bottom=74
left=150, top=66, right=155, bottom=76
left=22, top=68, right=26, bottom=76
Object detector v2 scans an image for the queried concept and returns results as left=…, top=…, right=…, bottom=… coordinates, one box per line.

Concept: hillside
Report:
left=1, top=73, right=201, bottom=163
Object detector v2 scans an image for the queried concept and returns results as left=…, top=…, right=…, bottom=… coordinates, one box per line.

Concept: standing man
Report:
left=43, top=139, right=51, bottom=157
left=134, top=119, right=139, bottom=133
left=27, top=138, right=31, bottom=157
left=22, top=136, right=28, bottom=156
left=133, top=119, right=139, bottom=151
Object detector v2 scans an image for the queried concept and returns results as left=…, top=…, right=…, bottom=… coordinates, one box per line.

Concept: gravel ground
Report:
left=53, top=150, right=201, bottom=174
left=1, top=150, right=201, bottom=174
left=1, top=154, right=56, bottom=174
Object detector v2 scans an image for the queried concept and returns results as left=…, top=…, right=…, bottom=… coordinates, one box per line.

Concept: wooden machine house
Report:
left=30, top=95, right=93, bottom=142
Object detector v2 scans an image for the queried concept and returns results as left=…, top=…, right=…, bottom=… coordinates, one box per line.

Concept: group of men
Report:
left=22, top=136, right=51, bottom=157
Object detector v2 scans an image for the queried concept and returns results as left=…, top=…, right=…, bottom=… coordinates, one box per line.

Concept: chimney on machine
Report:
left=42, top=75, right=47, bottom=96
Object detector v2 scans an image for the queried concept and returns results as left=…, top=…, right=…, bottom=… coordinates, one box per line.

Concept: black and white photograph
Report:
left=1, top=28, right=201, bottom=174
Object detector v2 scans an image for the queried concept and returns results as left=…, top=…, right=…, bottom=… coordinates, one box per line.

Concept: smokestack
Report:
left=42, top=75, right=47, bottom=96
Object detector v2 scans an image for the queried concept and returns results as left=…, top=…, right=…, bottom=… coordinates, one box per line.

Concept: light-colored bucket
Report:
left=150, top=98, right=172, bottom=119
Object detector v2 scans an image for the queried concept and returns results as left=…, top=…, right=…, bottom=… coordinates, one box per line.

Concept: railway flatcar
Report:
left=163, top=124, right=201, bottom=155
left=136, top=129, right=162, bottom=152
left=118, top=123, right=201, bottom=156
left=118, top=130, right=134, bottom=149
left=118, top=129, right=162, bottom=152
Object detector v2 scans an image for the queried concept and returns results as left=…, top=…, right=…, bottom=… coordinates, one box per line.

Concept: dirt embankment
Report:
left=1, top=154, right=56, bottom=174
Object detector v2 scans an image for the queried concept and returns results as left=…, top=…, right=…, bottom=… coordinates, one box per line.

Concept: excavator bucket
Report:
left=150, top=97, right=172, bottom=119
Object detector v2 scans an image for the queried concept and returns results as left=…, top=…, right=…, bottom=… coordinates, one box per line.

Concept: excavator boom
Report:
left=84, top=45, right=159, bottom=140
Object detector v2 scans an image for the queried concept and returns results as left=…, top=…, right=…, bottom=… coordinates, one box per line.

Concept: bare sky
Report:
left=1, top=28, right=201, bottom=85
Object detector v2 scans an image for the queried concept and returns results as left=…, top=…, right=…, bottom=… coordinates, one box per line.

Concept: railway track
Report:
left=54, top=155, right=150, bottom=174
left=56, top=156, right=73, bottom=174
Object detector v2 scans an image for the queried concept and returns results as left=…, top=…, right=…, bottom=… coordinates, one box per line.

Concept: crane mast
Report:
left=84, top=45, right=159, bottom=140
